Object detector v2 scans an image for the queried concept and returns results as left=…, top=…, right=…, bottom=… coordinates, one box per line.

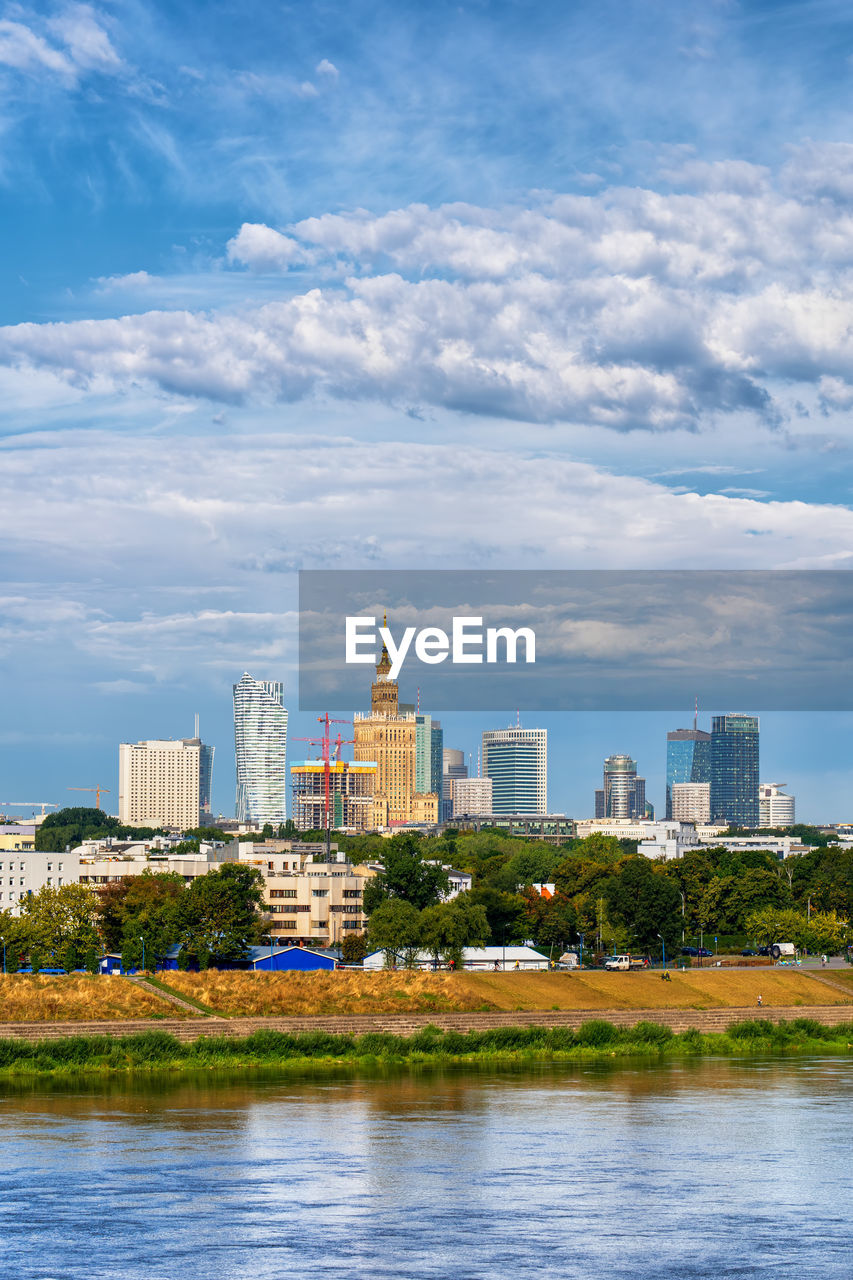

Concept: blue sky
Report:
left=3, top=0, right=853, bottom=821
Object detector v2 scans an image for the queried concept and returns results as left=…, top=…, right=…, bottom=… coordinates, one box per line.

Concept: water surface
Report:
left=1, top=1057, right=850, bottom=1279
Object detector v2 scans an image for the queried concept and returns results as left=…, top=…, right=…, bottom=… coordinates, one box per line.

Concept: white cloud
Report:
left=8, top=162, right=853, bottom=431
left=0, top=19, right=75, bottom=79
left=315, top=58, right=338, bottom=78
left=47, top=5, right=122, bottom=73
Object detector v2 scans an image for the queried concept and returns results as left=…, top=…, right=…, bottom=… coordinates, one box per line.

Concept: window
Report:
left=47, top=863, right=52, bottom=871
left=312, top=888, right=328, bottom=898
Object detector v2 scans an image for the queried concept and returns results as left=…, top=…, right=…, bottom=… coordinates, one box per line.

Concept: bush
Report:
left=628, top=1021, right=674, bottom=1046
left=574, top=1020, right=618, bottom=1047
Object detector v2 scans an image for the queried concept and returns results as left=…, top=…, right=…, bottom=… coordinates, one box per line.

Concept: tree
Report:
left=177, top=863, right=266, bottom=967
left=341, top=931, right=368, bottom=964
left=0, top=909, right=30, bottom=972
left=367, top=899, right=423, bottom=967
left=603, top=859, right=681, bottom=953
left=744, top=906, right=808, bottom=949
left=96, top=871, right=186, bottom=970
left=803, top=910, right=850, bottom=955
left=522, top=890, right=577, bottom=949
left=19, top=884, right=101, bottom=968
left=468, top=886, right=528, bottom=945
left=420, top=896, right=489, bottom=969
left=362, top=834, right=450, bottom=913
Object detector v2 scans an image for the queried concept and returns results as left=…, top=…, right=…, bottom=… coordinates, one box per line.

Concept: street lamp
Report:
left=657, top=932, right=666, bottom=970
left=579, top=933, right=585, bottom=969
left=1, top=935, right=5, bottom=975
left=139, top=936, right=145, bottom=974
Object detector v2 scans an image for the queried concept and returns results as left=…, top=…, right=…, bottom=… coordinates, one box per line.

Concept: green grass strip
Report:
left=0, top=1018, right=852, bottom=1077
left=140, top=975, right=225, bottom=1018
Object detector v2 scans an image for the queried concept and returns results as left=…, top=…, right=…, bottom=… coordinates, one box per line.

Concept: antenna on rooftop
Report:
left=417, top=686, right=420, bottom=713
left=694, top=696, right=698, bottom=732
left=194, top=712, right=200, bottom=739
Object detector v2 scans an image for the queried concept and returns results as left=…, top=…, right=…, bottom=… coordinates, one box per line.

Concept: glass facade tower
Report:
left=415, top=714, right=443, bottom=799
left=710, top=714, right=759, bottom=827
left=595, top=754, right=646, bottom=819
left=233, top=672, right=289, bottom=825
left=482, top=728, right=547, bottom=814
left=665, top=728, right=711, bottom=819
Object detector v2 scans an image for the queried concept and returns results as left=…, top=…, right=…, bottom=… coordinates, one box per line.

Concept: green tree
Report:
left=420, top=896, right=489, bottom=969
left=177, top=863, right=266, bottom=967
left=744, top=906, right=808, bottom=948
left=367, top=899, right=423, bottom=967
left=19, top=884, right=101, bottom=968
left=803, top=910, right=850, bottom=955
left=362, top=834, right=450, bottom=913
left=0, top=909, right=30, bottom=972
left=341, top=931, right=368, bottom=964
left=97, top=871, right=186, bottom=971
left=603, top=859, right=682, bottom=953
left=468, top=886, right=528, bottom=945
left=522, top=890, right=577, bottom=949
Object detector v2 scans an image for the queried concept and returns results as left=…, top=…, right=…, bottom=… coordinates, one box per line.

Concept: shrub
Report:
left=574, top=1020, right=618, bottom=1047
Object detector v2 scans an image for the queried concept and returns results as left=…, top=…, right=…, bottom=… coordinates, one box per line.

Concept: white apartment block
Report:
left=758, top=783, right=796, bottom=827
left=0, top=851, right=81, bottom=914
left=238, top=841, right=376, bottom=949
left=119, top=737, right=213, bottom=830
left=671, top=782, right=711, bottom=824
left=452, top=776, right=493, bottom=816
left=78, top=845, right=237, bottom=887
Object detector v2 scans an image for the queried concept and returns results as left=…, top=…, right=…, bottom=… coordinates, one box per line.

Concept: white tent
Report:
left=363, top=945, right=549, bottom=971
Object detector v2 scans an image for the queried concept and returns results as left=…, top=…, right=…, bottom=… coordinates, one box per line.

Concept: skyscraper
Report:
left=119, top=735, right=214, bottom=829
left=595, top=754, right=646, bottom=819
left=666, top=727, right=711, bottom=818
left=233, top=673, right=289, bottom=826
left=442, top=748, right=468, bottom=821
left=710, top=713, right=759, bottom=827
left=482, top=727, right=547, bottom=814
left=415, top=714, right=443, bottom=799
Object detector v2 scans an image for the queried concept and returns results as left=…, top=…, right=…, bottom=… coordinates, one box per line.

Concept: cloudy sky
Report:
left=3, top=0, right=853, bottom=821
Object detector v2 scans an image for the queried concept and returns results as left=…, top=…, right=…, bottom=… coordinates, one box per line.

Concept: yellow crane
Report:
left=67, top=786, right=111, bottom=809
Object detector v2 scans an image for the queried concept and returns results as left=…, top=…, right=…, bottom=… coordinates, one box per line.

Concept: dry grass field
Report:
left=0, top=974, right=188, bottom=1022
left=164, top=967, right=853, bottom=1017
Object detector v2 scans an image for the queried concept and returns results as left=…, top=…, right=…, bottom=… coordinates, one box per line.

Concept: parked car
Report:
left=741, top=948, right=758, bottom=957
left=697, top=948, right=713, bottom=958
left=681, top=946, right=698, bottom=956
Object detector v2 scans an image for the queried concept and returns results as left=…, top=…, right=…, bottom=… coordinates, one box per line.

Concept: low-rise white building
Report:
left=238, top=840, right=375, bottom=949
left=758, top=783, right=796, bottom=827
left=0, top=851, right=81, bottom=913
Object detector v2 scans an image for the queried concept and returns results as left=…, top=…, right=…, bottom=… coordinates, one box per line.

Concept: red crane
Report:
left=293, top=714, right=353, bottom=855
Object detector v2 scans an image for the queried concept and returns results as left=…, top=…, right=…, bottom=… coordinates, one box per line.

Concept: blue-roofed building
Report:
left=160, top=943, right=337, bottom=972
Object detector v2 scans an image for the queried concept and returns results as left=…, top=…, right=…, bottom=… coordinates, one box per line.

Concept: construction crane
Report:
left=67, top=786, right=111, bottom=809
left=0, top=802, right=58, bottom=817
left=294, top=714, right=353, bottom=857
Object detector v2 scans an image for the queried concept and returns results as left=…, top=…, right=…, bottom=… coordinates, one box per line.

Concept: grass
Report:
left=161, top=968, right=853, bottom=1017
left=142, top=975, right=224, bottom=1018
left=1, top=1018, right=852, bottom=1078
left=0, top=974, right=188, bottom=1022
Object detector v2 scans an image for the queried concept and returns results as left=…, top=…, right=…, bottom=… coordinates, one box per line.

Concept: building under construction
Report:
left=290, top=759, right=378, bottom=832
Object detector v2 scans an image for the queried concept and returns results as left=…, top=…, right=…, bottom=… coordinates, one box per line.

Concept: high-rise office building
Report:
left=118, top=735, right=214, bottom=830
left=758, top=782, right=795, bottom=828
left=595, top=754, right=646, bottom=820
left=452, top=776, right=493, bottom=817
left=666, top=727, right=711, bottom=818
left=233, top=673, right=289, bottom=826
left=442, top=748, right=468, bottom=821
left=671, top=781, right=711, bottom=823
left=710, top=714, right=759, bottom=827
left=415, top=714, right=444, bottom=799
left=482, top=728, right=547, bottom=815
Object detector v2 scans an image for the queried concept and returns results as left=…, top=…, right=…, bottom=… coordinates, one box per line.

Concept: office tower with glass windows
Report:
left=482, top=727, right=547, bottom=815
left=665, top=727, right=712, bottom=818
left=710, top=713, right=759, bottom=827
left=415, top=714, right=444, bottom=800
left=233, top=672, right=289, bottom=825
left=442, top=748, right=468, bottom=821
left=594, top=754, right=646, bottom=820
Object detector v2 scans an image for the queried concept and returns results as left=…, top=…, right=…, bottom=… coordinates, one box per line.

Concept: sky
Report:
left=3, top=0, right=853, bottom=822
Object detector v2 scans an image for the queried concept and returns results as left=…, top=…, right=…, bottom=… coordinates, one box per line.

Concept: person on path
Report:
left=757, top=994, right=763, bottom=1007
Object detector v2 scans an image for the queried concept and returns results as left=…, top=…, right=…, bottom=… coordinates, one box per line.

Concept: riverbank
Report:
left=1, top=1018, right=852, bottom=1078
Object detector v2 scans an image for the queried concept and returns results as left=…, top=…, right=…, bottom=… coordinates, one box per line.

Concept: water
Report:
left=1, top=1058, right=851, bottom=1279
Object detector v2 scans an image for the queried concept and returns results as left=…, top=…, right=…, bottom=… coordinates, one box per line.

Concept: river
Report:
left=1, top=1057, right=850, bottom=1278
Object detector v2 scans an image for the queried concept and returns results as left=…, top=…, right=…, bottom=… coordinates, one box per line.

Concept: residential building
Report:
left=671, top=782, right=711, bottom=824
left=710, top=714, right=760, bottom=827
left=758, top=783, right=796, bottom=827
left=482, top=727, right=547, bottom=814
left=0, top=826, right=36, bottom=852
left=0, top=850, right=81, bottom=913
left=666, top=727, right=711, bottom=818
left=352, top=640, right=439, bottom=826
left=290, top=759, right=378, bottom=832
left=118, top=735, right=214, bottom=829
left=442, top=747, right=468, bottom=821
left=233, top=672, right=289, bottom=825
left=238, top=841, right=376, bottom=948
left=595, top=754, right=646, bottom=820
left=452, top=776, right=493, bottom=816
left=577, top=818, right=686, bottom=842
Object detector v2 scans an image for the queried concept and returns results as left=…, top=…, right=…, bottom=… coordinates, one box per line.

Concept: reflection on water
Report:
left=1, top=1058, right=851, bottom=1279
